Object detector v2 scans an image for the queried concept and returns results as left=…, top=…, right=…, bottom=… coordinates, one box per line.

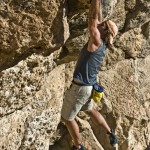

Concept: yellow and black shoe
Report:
left=108, top=129, right=118, bottom=148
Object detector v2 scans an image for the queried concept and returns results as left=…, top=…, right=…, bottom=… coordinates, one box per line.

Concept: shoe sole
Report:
left=113, top=144, right=118, bottom=150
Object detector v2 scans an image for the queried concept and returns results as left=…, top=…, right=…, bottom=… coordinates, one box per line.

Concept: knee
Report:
left=85, top=108, right=94, bottom=116
left=85, top=108, right=99, bottom=116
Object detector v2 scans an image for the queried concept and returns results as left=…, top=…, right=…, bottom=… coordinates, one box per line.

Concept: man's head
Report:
left=98, top=20, right=118, bottom=45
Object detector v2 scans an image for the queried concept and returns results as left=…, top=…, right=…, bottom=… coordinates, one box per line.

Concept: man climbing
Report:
left=61, top=0, right=118, bottom=149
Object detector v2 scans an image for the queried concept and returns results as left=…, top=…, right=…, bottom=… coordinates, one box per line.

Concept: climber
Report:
left=61, top=0, right=118, bottom=150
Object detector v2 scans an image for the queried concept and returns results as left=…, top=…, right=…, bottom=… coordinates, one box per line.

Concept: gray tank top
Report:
left=73, top=41, right=106, bottom=85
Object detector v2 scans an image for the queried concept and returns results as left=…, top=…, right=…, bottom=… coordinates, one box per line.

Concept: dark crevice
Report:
left=124, top=52, right=136, bottom=60
left=49, top=122, right=71, bottom=150
left=70, top=24, right=88, bottom=32
left=145, top=144, right=150, bottom=150
left=54, top=46, right=71, bottom=65
left=55, top=52, right=78, bottom=66
left=0, top=104, right=27, bottom=118
left=120, top=0, right=149, bottom=33
left=0, top=46, right=47, bottom=72
left=56, top=46, right=69, bottom=60
left=50, top=1, right=67, bottom=45
left=141, top=21, right=150, bottom=39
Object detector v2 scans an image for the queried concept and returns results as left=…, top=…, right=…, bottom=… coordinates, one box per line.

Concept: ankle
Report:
left=73, top=144, right=82, bottom=150
left=107, top=129, right=111, bottom=134
left=107, top=129, right=114, bottom=135
left=77, top=144, right=81, bottom=149
left=73, top=140, right=81, bottom=149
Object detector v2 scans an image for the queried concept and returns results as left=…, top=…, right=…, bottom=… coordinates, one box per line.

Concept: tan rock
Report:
left=0, top=0, right=149, bottom=150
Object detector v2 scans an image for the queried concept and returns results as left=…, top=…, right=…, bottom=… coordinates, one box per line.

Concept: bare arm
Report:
left=98, top=0, right=102, bottom=23
left=88, top=0, right=102, bottom=49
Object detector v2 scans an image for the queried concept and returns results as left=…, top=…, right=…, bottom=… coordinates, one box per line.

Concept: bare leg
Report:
left=86, top=108, right=111, bottom=133
left=62, top=117, right=81, bottom=149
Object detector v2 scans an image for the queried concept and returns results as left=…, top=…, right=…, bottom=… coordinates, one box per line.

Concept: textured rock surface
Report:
left=0, top=0, right=69, bottom=71
left=0, top=0, right=150, bottom=150
left=96, top=56, right=150, bottom=150
left=0, top=53, right=65, bottom=149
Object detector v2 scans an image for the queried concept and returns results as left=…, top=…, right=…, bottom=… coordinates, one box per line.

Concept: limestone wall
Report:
left=0, top=0, right=149, bottom=150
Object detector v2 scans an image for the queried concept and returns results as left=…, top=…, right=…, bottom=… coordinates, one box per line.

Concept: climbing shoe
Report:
left=109, top=129, right=118, bottom=147
left=72, top=144, right=87, bottom=150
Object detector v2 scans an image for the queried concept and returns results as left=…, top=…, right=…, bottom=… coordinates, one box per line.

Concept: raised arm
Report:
left=98, top=0, right=102, bottom=23
left=88, top=0, right=102, bottom=51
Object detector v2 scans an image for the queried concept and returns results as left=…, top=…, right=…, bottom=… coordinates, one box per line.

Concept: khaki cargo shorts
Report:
left=61, top=83, right=93, bottom=121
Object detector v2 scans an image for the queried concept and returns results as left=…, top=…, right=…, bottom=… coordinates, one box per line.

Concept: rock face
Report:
left=0, top=0, right=150, bottom=150
left=0, top=53, right=66, bottom=149
left=0, top=0, right=69, bottom=71
left=96, top=56, right=150, bottom=150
